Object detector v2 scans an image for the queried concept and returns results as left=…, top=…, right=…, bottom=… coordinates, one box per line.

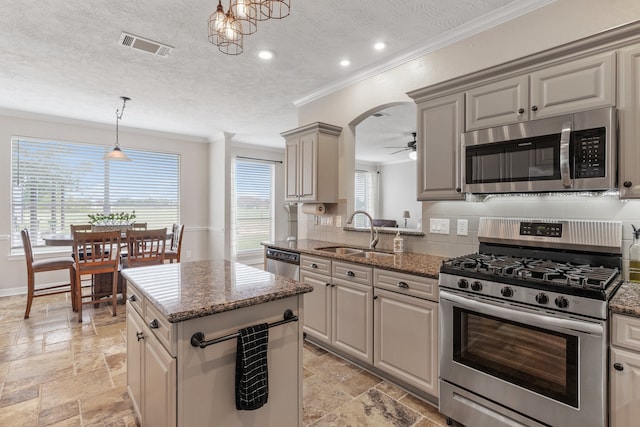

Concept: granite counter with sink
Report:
left=261, top=239, right=447, bottom=279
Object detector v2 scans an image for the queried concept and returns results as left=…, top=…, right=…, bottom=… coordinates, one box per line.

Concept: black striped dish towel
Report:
left=235, top=323, right=269, bottom=410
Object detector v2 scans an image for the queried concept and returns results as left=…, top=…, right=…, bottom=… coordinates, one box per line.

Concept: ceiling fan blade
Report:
left=384, top=145, right=407, bottom=149
left=390, top=148, right=410, bottom=155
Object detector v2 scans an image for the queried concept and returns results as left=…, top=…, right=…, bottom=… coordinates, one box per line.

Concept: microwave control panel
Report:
left=573, top=127, right=606, bottom=178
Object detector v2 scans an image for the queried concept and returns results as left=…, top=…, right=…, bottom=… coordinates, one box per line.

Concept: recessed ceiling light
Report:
left=340, top=59, right=350, bottom=67
left=374, top=42, right=386, bottom=50
left=258, top=50, right=274, bottom=60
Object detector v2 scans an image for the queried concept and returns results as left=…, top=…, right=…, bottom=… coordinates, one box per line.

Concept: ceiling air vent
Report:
left=119, top=32, right=173, bottom=58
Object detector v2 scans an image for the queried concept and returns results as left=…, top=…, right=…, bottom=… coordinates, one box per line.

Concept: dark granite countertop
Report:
left=262, top=239, right=447, bottom=280
left=121, top=259, right=313, bottom=323
left=610, top=281, right=640, bottom=317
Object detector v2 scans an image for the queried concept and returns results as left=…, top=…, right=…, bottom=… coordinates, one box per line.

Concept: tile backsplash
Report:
left=301, top=194, right=640, bottom=280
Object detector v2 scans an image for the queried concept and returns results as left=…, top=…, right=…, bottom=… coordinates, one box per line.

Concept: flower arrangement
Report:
left=88, top=210, right=136, bottom=226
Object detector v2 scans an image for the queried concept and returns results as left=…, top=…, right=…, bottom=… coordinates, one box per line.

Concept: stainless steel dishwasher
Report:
left=265, top=248, right=300, bottom=280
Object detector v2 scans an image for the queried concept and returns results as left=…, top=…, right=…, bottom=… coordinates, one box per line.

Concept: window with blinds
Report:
left=11, top=137, right=180, bottom=251
left=232, top=158, right=274, bottom=257
left=354, top=170, right=376, bottom=228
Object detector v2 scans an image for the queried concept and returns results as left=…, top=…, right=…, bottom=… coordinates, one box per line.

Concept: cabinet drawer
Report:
left=144, top=302, right=176, bottom=357
left=127, top=284, right=144, bottom=316
left=612, top=314, right=640, bottom=352
left=301, top=255, right=331, bottom=275
left=333, top=261, right=372, bottom=285
left=374, top=269, right=438, bottom=301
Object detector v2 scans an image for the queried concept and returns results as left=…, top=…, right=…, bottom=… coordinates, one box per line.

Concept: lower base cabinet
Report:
left=299, top=254, right=439, bottom=399
left=610, top=313, right=640, bottom=426
left=127, top=306, right=177, bottom=427
left=126, top=283, right=304, bottom=426
left=373, top=288, right=438, bottom=396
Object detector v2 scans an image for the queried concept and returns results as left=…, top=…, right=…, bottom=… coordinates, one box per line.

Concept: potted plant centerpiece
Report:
left=88, top=210, right=137, bottom=232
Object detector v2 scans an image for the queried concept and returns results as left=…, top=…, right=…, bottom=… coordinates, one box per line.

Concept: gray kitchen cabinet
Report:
left=281, top=122, right=342, bottom=203
left=300, top=255, right=373, bottom=364
left=373, top=269, right=439, bottom=398
left=332, top=261, right=373, bottom=364
left=300, top=255, right=332, bottom=344
left=618, top=43, right=640, bottom=198
left=610, top=313, right=640, bottom=426
left=414, top=93, right=465, bottom=201
left=466, top=52, right=615, bottom=131
left=126, top=301, right=177, bottom=427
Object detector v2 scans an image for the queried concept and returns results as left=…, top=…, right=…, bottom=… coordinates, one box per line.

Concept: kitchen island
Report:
left=121, top=259, right=313, bottom=427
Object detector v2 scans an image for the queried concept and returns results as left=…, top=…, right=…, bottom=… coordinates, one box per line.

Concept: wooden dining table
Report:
left=42, top=232, right=172, bottom=247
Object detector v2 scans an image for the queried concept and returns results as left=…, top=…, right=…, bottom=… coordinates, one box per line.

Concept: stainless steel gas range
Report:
left=439, top=217, right=623, bottom=427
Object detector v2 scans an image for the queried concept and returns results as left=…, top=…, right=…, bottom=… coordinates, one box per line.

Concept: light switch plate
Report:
left=457, top=219, right=468, bottom=236
left=335, top=215, right=342, bottom=227
left=429, top=218, right=450, bottom=234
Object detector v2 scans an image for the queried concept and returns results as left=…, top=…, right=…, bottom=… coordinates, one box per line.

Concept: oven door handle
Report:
left=560, top=120, right=573, bottom=188
left=440, top=290, right=603, bottom=336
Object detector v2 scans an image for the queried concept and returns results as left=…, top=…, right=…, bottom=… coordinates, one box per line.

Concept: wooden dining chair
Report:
left=72, top=230, right=122, bottom=322
left=21, top=229, right=76, bottom=319
left=125, top=228, right=167, bottom=268
left=164, top=224, right=184, bottom=263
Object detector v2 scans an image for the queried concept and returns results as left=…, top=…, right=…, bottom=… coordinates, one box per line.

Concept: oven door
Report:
left=439, top=290, right=607, bottom=427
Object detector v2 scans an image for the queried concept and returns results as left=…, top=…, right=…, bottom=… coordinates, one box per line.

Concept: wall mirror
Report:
left=352, top=102, right=422, bottom=233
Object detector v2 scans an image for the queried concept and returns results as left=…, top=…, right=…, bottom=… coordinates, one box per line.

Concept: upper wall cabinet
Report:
left=414, top=93, right=465, bottom=201
left=282, top=122, right=342, bottom=203
left=466, top=52, right=616, bottom=131
left=618, top=43, right=640, bottom=199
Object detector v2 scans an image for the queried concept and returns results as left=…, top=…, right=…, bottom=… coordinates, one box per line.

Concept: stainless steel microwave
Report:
left=460, top=107, right=616, bottom=194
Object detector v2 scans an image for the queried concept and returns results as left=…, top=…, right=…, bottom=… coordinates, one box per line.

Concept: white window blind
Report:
left=354, top=170, right=376, bottom=228
left=11, top=137, right=180, bottom=250
left=232, top=158, right=274, bottom=257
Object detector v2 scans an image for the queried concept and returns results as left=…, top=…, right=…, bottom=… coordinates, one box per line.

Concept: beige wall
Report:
left=0, top=112, right=211, bottom=296
left=296, top=0, right=640, bottom=279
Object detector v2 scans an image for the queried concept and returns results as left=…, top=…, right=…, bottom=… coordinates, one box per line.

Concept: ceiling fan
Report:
left=385, top=132, right=417, bottom=155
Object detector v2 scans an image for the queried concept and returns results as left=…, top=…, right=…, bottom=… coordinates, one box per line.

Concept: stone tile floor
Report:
left=0, top=294, right=449, bottom=426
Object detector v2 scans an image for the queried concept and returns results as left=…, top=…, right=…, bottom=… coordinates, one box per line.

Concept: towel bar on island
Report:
left=190, top=309, right=299, bottom=349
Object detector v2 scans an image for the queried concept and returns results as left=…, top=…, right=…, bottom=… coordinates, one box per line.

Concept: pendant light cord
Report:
left=115, top=96, right=130, bottom=148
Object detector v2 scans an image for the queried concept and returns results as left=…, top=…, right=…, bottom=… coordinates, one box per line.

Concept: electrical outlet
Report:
left=457, top=219, right=468, bottom=236
left=429, top=218, right=450, bottom=235
left=186, top=250, right=192, bottom=258
left=335, top=215, right=342, bottom=227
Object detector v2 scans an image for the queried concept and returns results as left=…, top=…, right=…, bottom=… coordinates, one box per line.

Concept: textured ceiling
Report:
left=0, top=0, right=549, bottom=150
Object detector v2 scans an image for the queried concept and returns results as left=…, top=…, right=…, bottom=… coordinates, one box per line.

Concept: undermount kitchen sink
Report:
left=316, top=246, right=364, bottom=255
left=348, top=251, right=395, bottom=260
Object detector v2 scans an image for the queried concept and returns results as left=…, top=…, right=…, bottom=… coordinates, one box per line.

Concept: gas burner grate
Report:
left=442, top=253, right=620, bottom=291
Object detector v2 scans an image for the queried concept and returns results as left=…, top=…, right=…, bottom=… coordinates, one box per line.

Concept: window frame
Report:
left=10, top=136, right=180, bottom=253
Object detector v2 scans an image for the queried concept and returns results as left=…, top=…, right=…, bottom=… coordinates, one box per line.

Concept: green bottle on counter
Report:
left=630, top=225, right=640, bottom=283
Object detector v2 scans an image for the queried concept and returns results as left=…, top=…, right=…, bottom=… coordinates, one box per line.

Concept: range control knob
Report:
left=535, top=293, right=549, bottom=305
left=471, top=281, right=483, bottom=291
left=457, top=279, right=469, bottom=289
left=500, top=286, right=514, bottom=298
left=555, top=296, right=569, bottom=309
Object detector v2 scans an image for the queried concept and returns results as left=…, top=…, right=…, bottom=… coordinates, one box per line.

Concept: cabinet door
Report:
left=297, top=133, right=317, bottom=201
left=465, top=75, right=529, bottom=130
left=144, top=330, right=177, bottom=427
left=610, top=346, right=640, bottom=427
left=332, top=277, right=373, bottom=363
left=373, top=288, right=438, bottom=397
left=126, top=307, right=145, bottom=423
left=530, top=52, right=615, bottom=120
left=416, top=93, right=465, bottom=201
left=618, top=43, right=640, bottom=198
left=284, top=139, right=299, bottom=201
left=300, top=270, right=332, bottom=344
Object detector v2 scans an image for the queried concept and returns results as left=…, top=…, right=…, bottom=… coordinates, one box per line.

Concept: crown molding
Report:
left=293, top=0, right=556, bottom=107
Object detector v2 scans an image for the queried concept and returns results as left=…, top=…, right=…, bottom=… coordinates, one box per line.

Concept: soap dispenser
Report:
left=393, top=231, right=404, bottom=253
left=630, top=225, right=640, bottom=283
